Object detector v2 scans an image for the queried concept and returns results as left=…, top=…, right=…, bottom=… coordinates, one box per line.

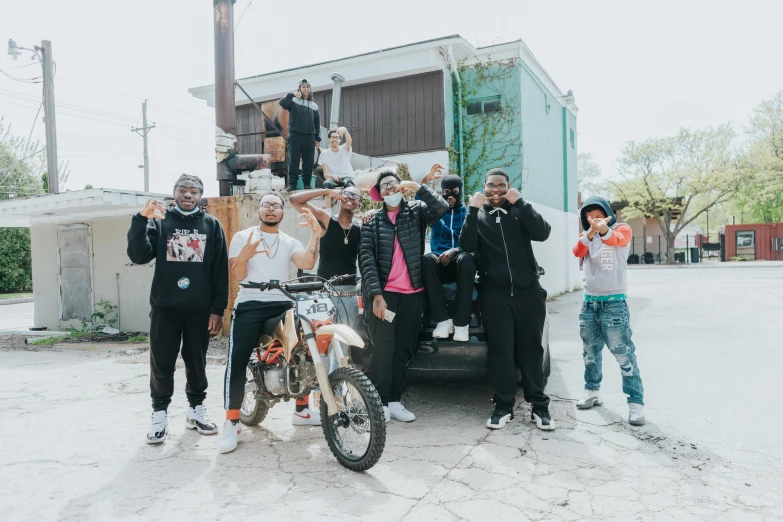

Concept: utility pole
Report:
left=131, top=100, right=155, bottom=192
left=40, top=40, right=59, bottom=194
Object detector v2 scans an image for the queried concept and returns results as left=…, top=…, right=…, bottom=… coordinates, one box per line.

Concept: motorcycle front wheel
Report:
left=320, top=366, right=386, bottom=472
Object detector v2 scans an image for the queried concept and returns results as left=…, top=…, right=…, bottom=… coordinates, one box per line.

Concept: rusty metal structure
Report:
left=213, top=0, right=269, bottom=197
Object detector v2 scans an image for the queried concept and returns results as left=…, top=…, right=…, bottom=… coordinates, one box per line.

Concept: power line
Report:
left=235, top=0, right=253, bottom=30
left=0, top=69, right=42, bottom=83
left=0, top=62, right=39, bottom=72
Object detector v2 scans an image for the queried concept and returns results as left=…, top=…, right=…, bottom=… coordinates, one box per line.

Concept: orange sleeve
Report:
left=600, top=223, right=632, bottom=247
left=573, top=234, right=590, bottom=258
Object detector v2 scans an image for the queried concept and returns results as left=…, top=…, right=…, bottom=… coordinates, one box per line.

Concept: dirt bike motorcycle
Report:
left=238, top=276, right=385, bottom=472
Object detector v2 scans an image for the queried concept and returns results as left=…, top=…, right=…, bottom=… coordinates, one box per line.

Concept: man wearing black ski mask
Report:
left=420, top=175, right=476, bottom=342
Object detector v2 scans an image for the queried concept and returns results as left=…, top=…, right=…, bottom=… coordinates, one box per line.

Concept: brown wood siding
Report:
left=236, top=71, right=445, bottom=157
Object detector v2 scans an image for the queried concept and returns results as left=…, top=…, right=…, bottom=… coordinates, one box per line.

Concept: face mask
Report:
left=383, top=193, right=403, bottom=207
left=176, top=205, right=199, bottom=215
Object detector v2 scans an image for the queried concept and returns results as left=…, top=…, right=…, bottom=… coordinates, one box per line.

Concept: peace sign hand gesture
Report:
left=237, top=231, right=268, bottom=263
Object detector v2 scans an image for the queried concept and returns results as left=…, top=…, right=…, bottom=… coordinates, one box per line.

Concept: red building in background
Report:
left=720, top=223, right=783, bottom=261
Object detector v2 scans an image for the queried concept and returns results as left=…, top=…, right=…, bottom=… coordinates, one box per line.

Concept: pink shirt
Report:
left=384, top=209, right=424, bottom=294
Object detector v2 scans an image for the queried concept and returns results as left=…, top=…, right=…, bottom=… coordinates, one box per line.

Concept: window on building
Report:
left=466, top=96, right=501, bottom=116
left=570, top=128, right=575, bottom=149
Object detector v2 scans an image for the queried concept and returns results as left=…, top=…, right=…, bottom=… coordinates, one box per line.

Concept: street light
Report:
left=7, top=39, right=24, bottom=60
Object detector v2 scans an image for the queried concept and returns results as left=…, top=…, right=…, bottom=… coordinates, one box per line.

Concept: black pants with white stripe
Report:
left=149, top=306, right=211, bottom=411
left=224, top=300, right=294, bottom=410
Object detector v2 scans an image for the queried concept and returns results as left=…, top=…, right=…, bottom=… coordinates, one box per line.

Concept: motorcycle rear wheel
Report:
left=320, top=367, right=385, bottom=472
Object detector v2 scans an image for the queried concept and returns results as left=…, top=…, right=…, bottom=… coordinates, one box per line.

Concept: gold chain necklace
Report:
left=257, top=227, right=281, bottom=259
left=338, top=216, right=353, bottom=245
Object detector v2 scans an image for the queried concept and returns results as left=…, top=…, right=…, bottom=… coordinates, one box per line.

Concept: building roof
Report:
left=0, top=188, right=170, bottom=227
left=189, top=34, right=575, bottom=114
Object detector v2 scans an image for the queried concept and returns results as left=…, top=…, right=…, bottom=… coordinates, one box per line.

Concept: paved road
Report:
left=0, top=301, right=34, bottom=331
left=0, top=264, right=780, bottom=521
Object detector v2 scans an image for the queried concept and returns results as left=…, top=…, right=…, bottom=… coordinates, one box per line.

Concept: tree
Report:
left=728, top=91, right=783, bottom=223
left=611, top=125, right=742, bottom=264
left=577, top=153, right=608, bottom=199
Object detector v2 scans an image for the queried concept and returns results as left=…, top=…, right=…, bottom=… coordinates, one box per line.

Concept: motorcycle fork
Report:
left=300, top=322, right=339, bottom=416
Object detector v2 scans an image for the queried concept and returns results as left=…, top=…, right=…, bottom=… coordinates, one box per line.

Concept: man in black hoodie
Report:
left=279, top=79, right=321, bottom=191
left=459, top=168, right=554, bottom=431
left=127, top=174, right=229, bottom=445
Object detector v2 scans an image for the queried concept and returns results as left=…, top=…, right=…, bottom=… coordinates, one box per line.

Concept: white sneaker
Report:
left=576, top=389, right=603, bottom=410
left=629, top=404, right=645, bottom=426
left=383, top=406, right=391, bottom=423
left=185, top=404, right=218, bottom=435
left=292, top=407, right=322, bottom=426
left=219, top=420, right=242, bottom=454
left=432, top=319, right=454, bottom=339
left=453, top=325, right=470, bottom=342
left=146, top=410, right=168, bottom=444
left=388, top=401, right=416, bottom=422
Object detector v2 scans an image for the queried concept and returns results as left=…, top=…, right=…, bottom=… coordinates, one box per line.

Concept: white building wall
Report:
left=31, top=216, right=155, bottom=333
left=528, top=201, right=581, bottom=296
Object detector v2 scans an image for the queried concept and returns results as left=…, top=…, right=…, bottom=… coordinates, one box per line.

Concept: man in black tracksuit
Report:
left=127, top=174, right=229, bottom=444
left=459, top=168, right=554, bottom=431
left=279, top=79, right=321, bottom=191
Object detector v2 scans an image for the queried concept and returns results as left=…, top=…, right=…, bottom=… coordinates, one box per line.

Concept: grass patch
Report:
left=0, top=292, right=32, bottom=300
left=32, top=335, right=68, bottom=345
left=127, top=335, right=150, bottom=344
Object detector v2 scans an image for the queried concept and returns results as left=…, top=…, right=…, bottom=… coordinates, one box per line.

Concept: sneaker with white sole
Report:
left=628, top=404, right=645, bottom=426
left=576, top=389, right=603, bottom=410
left=531, top=406, right=556, bottom=431
left=486, top=406, right=514, bottom=429
left=388, top=401, right=416, bottom=422
left=432, top=319, right=454, bottom=339
left=146, top=410, right=168, bottom=444
left=292, top=407, right=322, bottom=426
left=453, top=325, right=470, bottom=342
left=383, top=406, right=391, bottom=423
left=185, top=404, right=218, bottom=435
left=219, top=420, right=242, bottom=454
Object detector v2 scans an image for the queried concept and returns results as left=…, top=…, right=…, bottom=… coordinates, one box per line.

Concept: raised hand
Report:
left=294, top=91, right=302, bottom=99
left=237, top=231, right=268, bottom=263
left=140, top=198, right=166, bottom=220
left=421, top=163, right=445, bottom=184
left=502, top=188, right=522, bottom=205
left=469, top=192, right=487, bottom=208
left=398, top=180, right=421, bottom=193
left=298, top=207, right=322, bottom=234
left=327, top=189, right=344, bottom=202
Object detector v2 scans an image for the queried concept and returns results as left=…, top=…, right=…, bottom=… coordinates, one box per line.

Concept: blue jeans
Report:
left=579, top=300, right=644, bottom=405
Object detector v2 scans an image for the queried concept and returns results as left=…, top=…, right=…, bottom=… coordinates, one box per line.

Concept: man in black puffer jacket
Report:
left=359, top=165, right=447, bottom=423
left=279, top=79, right=321, bottom=191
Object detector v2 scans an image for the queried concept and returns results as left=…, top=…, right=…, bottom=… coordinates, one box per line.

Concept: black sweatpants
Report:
left=224, top=300, right=294, bottom=410
left=421, top=252, right=476, bottom=327
left=149, top=306, right=211, bottom=411
left=287, top=132, right=316, bottom=190
left=368, top=291, right=424, bottom=405
left=479, top=285, right=549, bottom=409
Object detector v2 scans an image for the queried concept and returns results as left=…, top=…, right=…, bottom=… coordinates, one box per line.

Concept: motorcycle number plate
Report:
left=296, top=296, right=336, bottom=321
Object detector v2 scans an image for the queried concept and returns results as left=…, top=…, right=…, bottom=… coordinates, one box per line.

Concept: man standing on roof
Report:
left=279, top=79, right=321, bottom=191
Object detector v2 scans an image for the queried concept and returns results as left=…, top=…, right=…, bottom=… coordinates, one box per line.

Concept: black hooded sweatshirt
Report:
left=127, top=207, right=229, bottom=315
left=459, top=198, right=551, bottom=296
left=279, top=93, right=321, bottom=140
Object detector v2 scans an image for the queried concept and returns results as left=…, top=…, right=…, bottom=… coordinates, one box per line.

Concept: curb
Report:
left=0, top=297, right=33, bottom=305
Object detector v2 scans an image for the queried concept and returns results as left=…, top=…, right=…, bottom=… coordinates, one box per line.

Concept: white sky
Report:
left=1, top=0, right=781, bottom=198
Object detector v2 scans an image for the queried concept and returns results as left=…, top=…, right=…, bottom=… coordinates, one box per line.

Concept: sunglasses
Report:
left=342, top=192, right=361, bottom=201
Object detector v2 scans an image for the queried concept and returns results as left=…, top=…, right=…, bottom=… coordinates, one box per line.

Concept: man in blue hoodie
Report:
left=421, top=175, right=476, bottom=342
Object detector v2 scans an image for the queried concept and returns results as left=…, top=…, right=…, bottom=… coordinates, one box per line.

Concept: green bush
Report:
left=0, top=228, right=32, bottom=293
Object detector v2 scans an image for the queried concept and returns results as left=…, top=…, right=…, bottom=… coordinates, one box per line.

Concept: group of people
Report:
left=127, top=155, right=646, bottom=453
left=126, top=80, right=644, bottom=452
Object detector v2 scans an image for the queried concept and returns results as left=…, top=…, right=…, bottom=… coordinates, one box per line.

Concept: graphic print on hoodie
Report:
left=573, top=196, right=633, bottom=297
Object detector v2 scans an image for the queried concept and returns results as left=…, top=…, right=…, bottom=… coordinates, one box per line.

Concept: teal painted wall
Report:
left=445, top=59, right=576, bottom=212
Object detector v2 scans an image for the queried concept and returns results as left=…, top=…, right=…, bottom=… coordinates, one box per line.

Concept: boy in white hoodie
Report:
left=573, top=196, right=645, bottom=426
